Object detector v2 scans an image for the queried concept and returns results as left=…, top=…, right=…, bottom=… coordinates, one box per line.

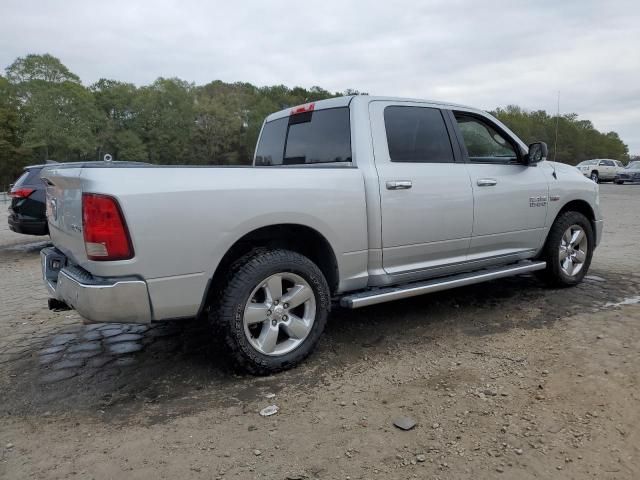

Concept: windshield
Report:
left=578, top=160, right=596, bottom=166
left=625, top=161, right=640, bottom=169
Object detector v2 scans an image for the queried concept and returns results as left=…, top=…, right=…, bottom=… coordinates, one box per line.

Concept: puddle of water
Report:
left=604, top=296, right=640, bottom=308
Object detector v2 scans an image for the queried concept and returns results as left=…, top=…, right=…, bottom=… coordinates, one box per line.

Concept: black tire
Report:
left=590, top=171, right=599, bottom=183
left=537, top=211, right=594, bottom=287
left=213, top=249, right=330, bottom=375
left=615, top=180, right=624, bottom=185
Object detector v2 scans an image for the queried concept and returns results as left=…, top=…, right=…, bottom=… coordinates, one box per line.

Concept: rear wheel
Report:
left=590, top=171, right=599, bottom=183
left=214, top=249, right=330, bottom=375
left=538, top=211, right=594, bottom=287
left=615, top=180, right=624, bottom=185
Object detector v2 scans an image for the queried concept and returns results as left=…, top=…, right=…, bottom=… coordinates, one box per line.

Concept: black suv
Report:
left=8, top=164, right=51, bottom=236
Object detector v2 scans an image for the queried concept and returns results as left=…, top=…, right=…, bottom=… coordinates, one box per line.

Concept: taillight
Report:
left=10, top=188, right=35, bottom=198
left=82, top=193, right=133, bottom=261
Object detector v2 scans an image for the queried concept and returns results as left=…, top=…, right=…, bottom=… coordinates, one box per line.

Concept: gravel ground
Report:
left=0, top=185, right=639, bottom=479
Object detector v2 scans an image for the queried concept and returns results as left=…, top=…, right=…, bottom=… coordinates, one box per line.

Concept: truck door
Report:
left=369, top=101, right=474, bottom=277
left=449, top=111, right=549, bottom=261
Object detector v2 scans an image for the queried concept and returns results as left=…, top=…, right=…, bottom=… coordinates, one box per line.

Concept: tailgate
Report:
left=41, top=167, right=88, bottom=265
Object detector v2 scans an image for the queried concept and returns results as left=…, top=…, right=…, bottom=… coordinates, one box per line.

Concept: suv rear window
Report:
left=255, top=108, right=351, bottom=166
left=13, top=171, right=30, bottom=187
left=16, top=167, right=42, bottom=185
left=14, top=168, right=42, bottom=187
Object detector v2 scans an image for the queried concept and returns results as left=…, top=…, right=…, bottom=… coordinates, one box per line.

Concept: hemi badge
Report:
left=550, top=195, right=560, bottom=202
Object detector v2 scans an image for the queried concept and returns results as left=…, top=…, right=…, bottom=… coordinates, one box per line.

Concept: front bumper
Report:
left=41, top=247, right=152, bottom=324
left=615, top=173, right=640, bottom=183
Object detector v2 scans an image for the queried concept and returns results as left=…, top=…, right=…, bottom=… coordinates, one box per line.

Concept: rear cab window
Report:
left=255, top=107, right=352, bottom=166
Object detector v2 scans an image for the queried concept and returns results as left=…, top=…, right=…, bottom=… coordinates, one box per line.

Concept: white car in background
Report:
left=576, top=159, right=624, bottom=183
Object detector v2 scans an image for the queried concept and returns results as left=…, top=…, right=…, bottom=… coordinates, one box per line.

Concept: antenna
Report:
left=553, top=91, right=560, bottom=162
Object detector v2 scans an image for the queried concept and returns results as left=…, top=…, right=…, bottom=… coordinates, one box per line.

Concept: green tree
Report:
left=0, top=53, right=633, bottom=187
left=19, top=80, right=100, bottom=160
left=6, top=53, right=80, bottom=84
left=0, top=76, right=31, bottom=187
left=5, top=54, right=100, bottom=162
left=91, top=79, right=145, bottom=160
left=493, top=105, right=629, bottom=164
left=192, top=81, right=245, bottom=164
left=113, top=130, right=147, bottom=161
left=133, top=78, right=195, bottom=164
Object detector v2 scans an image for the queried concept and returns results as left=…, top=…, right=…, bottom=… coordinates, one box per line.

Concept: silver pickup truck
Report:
left=41, top=95, right=603, bottom=374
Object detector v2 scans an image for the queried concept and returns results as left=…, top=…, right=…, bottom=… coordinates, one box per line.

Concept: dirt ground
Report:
left=1, top=184, right=639, bottom=479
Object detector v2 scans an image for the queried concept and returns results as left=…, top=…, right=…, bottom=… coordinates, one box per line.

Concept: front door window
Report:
left=455, top=114, right=519, bottom=164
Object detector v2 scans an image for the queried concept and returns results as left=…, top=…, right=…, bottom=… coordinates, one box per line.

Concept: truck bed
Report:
left=42, top=164, right=369, bottom=320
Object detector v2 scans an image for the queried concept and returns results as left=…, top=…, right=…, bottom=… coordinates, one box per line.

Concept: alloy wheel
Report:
left=559, top=224, right=588, bottom=277
left=243, top=272, right=316, bottom=356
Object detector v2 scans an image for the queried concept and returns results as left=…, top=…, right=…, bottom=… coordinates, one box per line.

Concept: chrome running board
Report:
left=340, top=261, right=546, bottom=309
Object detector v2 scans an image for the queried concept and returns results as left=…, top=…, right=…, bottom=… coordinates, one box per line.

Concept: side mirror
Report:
left=526, top=142, right=548, bottom=165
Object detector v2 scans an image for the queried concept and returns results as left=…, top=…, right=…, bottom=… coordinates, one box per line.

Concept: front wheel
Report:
left=214, top=249, right=330, bottom=375
left=590, top=171, right=599, bottom=183
left=615, top=180, right=624, bottom=185
left=538, top=211, right=594, bottom=287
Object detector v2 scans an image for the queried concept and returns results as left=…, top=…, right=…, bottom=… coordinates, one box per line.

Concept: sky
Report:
left=1, top=0, right=639, bottom=154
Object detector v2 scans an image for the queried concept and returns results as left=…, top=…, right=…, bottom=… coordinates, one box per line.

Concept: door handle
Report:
left=477, top=178, right=497, bottom=187
left=386, top=180, right=412, bottom=190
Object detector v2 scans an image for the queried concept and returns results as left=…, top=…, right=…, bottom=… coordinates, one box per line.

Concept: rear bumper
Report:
left=9, top=197, right=48, bottom=235
left=8, top=216, right=49, bottom=236
left=41, top=247, right=152, bottom=324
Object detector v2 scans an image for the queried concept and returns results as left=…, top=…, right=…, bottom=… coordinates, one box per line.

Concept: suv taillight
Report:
left=82, top=193, right=133, bottom=261
left=10, top=188, right=35, bottom=198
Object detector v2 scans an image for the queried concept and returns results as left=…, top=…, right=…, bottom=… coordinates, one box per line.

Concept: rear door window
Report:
left=383, top=106, right=454, bottom=163
left=255, top=107, right=351, bottom=166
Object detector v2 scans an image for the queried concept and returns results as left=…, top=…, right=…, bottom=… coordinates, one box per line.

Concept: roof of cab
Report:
left=264, top=95, right=485, bottom=123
